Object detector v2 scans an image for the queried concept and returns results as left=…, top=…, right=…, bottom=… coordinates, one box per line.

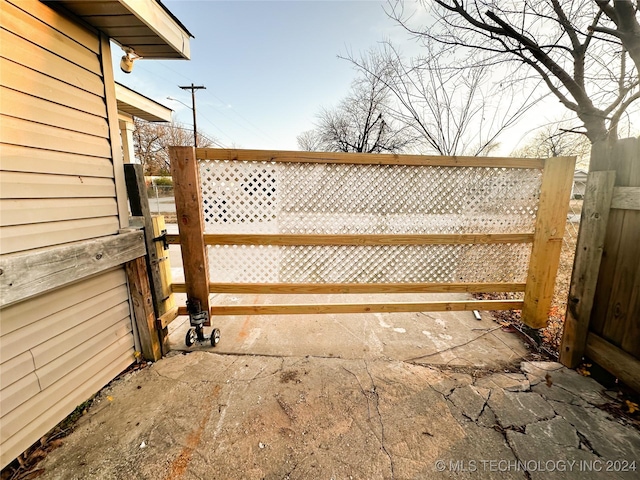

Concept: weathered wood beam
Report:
left=0, top=230, right=145, bottom=308
left=560, top=171, right=616, bottom=368
left=125, top=256, right=162, bottom=361
left=611, top=186, right=640, bottom=210
left=585, top=333, right=640, bottom=394
left=124, top=164, right=165, bottom=317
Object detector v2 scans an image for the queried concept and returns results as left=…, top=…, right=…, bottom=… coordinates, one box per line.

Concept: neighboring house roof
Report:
left=44, top=0, right=192, bottom=59
left=115, top=82, right=172, bottom=122
left=574, top=169, right=588, bottom=180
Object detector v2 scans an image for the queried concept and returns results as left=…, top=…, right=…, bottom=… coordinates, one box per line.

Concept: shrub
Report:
left=154, top=176, right=173, bottom=186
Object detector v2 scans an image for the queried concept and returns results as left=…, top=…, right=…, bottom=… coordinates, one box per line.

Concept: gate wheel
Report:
left=211, top=328, right=221, bottom=347
left=185, top=328, right=196, bottom=347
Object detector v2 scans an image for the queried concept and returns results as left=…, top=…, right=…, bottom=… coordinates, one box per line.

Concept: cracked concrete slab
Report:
left=506, top=429, right=613, bottom=480
left=476, top=372, right=531, bottom=392
left=32, top=277, right=640, bottom=480
left=524, top=417, right=580, bottom=448
left=548, top=400, right=640, bottom=462
left=37, top=351, right=640, bottom=479
left=488, top=389, right=557, bottom=428
left=447, top=385, right=490, bottom=421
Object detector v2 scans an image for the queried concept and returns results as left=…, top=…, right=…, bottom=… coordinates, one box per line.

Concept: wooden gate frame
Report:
left=169, top=147, right=575, bottom=329
left=559, top=168, right=640, bottom=391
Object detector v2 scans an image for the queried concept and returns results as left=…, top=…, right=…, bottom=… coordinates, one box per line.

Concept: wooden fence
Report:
left=560, top=138, right=640, bottom=392
left=167, top=147, right=575, bottom=330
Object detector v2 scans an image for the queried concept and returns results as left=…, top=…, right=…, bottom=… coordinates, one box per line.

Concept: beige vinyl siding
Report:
left=0, top=1, right=101, bottom=72
left=0, top=58, right=107, bottom=118
left=0, top=217, right=120, bottom=253
left=0, top=0, right=101, bottom=54
left=0, top=0, right=118, bottom=255
left=0, top=278, right=130, bottom=361
left=0, top=0, right=137, bottom=468
left=0, top=198, right=118, bottom=226
left=0, top=268, right=135, bottom=466
left=0, top=29, right=104, bottom=96
left=0, top=144, right=114, bottom=177
left=0, top=268, right=127, bottom=335
left=0, top=352, right=35, bottom=387
left=0, top=172, right=116, bottom=199
left=0, top=86, right=109, bottom=138
left=0, top=116, right=112, bottom=159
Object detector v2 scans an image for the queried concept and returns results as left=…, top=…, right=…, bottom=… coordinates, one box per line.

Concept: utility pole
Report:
left=179, top=83, right=206, bottom=147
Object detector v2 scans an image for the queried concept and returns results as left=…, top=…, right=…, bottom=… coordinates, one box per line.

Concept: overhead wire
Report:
left=134, top=62, right=237, bottom=146
left=151, top=61, right=276, bottom=145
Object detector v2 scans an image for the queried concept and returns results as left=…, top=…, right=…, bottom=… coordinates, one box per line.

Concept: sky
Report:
left=111, top=0, right=556, bottom=153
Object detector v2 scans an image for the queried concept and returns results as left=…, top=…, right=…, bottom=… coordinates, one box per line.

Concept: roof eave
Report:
left=115, top=82, right=173, bottom=122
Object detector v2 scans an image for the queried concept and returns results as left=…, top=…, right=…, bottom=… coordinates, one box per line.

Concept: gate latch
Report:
left=153, top=229, right=169, bottom=251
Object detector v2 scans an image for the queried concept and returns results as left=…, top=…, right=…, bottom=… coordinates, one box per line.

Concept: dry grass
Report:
left=477, top=200, right=582, bottom=358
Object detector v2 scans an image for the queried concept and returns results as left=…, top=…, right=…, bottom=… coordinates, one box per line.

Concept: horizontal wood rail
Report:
left=0, top=230, right=145, bottom=308
left=197, top=148, right=546, bottom=169
left=610, top=186, right=640, bottom=210
left=585, top=333, right=640, bottom=393
left=176, top=299, right=523, bottom=316
left=157, top=306, right=180, bottom=329
left=166, top=233, right=534, bottom=246
left=171, top=282, right=526, bottom=294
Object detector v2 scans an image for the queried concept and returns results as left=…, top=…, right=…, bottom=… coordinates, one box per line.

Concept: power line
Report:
left=153, top=62, right=276, bottom=144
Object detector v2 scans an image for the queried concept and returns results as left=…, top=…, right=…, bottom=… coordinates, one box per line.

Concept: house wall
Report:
left=0, top=0, right=136, bottom=467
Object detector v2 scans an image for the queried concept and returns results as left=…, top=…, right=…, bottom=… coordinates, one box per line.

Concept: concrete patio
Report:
left=37, top=304, right=640, bottom=479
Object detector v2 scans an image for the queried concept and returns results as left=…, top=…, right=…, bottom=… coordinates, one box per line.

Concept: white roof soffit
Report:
left=47, top=0, right=192, bottom=59
left=115, top=82, right=172, bottom=122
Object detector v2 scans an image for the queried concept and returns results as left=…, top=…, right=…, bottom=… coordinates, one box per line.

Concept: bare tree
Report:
left=296, top=129, right=324, bottom=152
left=344, top=42, right=541, bottom=156
left=512, top=123, right=592, bottom=168
left=297, top=71, right=415, bottom=153
left=388, top=0, right=640, bottom=143
left=133, top=118, right=215, bottom=175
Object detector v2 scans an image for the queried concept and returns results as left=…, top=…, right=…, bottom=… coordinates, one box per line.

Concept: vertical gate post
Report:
left=126, top=257, right=162, bottom=361
left=124, top=163, right=169, bottom=355
left=169, top=146, right=211, bottom=324
left=152, top=215, right=176, bottom=317
left=522, top=156, right=576, bottom=329
left=559, top=171, right=616, bottom=368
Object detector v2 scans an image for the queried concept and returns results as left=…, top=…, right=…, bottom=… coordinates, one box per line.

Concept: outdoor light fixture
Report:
left=120, top=47, right=141, bottom=74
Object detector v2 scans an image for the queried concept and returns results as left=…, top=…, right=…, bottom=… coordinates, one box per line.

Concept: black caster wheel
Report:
left=210, top=328, right=221, bottom=347
left=185, top=328, right=196, bottom=347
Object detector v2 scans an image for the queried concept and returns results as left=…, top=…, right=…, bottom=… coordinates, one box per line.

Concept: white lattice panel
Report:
left=208, top=244, right=531, bottom=284
left=199, top=160, right=542, bottom=234
left=199, top=158, right=540, bottom=284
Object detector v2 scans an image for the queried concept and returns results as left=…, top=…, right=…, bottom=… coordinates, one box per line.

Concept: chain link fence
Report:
left=147, top=184, right=176, bottom=222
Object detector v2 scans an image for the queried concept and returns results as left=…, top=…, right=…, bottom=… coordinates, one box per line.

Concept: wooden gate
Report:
left=560, top=138, right=640, bottom=392
left=168, top=147, right=574, bottom=330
